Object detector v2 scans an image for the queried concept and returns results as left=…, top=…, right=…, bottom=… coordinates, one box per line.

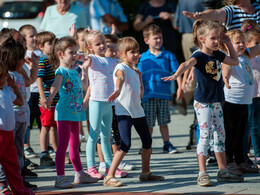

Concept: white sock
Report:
left=199, top=171, right=206, bottom=177
left=99, top=162, right=106, bottom=168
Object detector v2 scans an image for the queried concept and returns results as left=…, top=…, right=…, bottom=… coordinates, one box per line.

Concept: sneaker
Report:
left=237, top=162, right=259, bottom=174
left=206, top=156, right=218, bottom=166
left=55, top=176, right=73, bottom=189
left=103, top=176, right=123, bottom=187
left=105, top=168, right=128, bottom=178
left=216, top=169, right=244, bottom=182
left=74, top=172, right=99, bottom=184
left=98, top=165, right=106, bottom=174
left=118, top=162, right=136, bottom=171
left=139, top=172, right=164, bottom=182
left=163, top=142, right=178, bottom=154
left=21, top=167, right=38, bottom=179
left=79, top=134, right=86, bottom=143
left=47, top=145, right=56, bottom=157
left=197, top=172, right=212, bottom=187
left=24, top=146, right=37, bottom=158
left=255, top=157, right=260, bottom=168
left=40, top=155, right=55, bottom=166
left=24, top=158, right=39, bottom=170
left=23, top=180, right=37, bottom=190
left=0, top=183, right=12, bottom=195
left=87, top=167, right=104, bottom=180
left=227, top=163, right=243, bottom=176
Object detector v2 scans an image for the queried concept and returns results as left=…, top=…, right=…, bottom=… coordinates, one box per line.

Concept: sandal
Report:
left=103, top=176, right=123, bottom=187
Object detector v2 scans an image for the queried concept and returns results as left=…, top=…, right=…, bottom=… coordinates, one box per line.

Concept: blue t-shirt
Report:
left=138, top=48, right=179, bottom=103
left=55, top=66, right=85, bottom=121
left=192, top=50, right=226, bottom=103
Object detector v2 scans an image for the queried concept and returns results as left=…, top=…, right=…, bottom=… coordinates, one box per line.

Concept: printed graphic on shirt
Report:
left=205, top=60, right=222, bottom=81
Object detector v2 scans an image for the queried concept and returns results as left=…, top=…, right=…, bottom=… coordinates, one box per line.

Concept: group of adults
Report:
left=40, top=0, right=260, bottom=160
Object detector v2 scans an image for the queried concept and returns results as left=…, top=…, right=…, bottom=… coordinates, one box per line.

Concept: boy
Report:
left=138, top=24, right=183, bottom=154
left=36, top=31, right=59, bottom=166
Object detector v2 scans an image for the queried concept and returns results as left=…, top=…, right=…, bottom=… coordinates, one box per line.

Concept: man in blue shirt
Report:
left=138, top=24, right=183, bottom=154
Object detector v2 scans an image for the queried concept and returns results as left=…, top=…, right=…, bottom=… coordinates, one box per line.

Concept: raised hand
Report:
left=220, top=32, right=231, bottom=44
left=183, top=11, right=197, bottom=20
left=161, top=74, right=178, bottom=81
left=69, top=24, right=76, bottom=39
left=6, top=73, right=16, bottom=88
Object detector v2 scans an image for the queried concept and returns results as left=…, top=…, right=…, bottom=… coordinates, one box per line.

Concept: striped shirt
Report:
left=37, top=57, right=59, bottom=107
left=223, top=3, right=260, bottom=31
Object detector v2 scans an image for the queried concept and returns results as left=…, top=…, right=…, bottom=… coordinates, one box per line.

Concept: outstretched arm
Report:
left=107, top=69, right=125, bottom=102
left=162, top=58, right=197, bottom=81
left=222, top=63, right=232, bottom=89
left=183, top=9, right=226, bottom=23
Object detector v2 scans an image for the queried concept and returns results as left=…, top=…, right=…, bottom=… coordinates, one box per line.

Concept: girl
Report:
left=241, top=20, right=260, bottom=167
left=104, top=37, right=164, bottom=187
left=162, top=19, right=243, bottom=186
left=222, top=29, right=260, bottom=174
left=83, top=30, right=128, bottom=179
left=46, top=37, right=98, bottom=188
left=0, top=38, right=34, bottom=195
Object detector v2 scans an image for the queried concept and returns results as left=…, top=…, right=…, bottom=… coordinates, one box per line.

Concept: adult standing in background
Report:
left=133, top=0, right=176, bottom=53
left=40, top=0, right=87, bottom=38
left=75, top=0, right=92, bottom=29
left=90, top=0, right=129, bottom=34
left=183, top=0, right=260, bottom=31
left=173, top=0, right=204, bottom=108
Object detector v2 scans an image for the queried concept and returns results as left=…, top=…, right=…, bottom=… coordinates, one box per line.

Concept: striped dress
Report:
left=223, top=3, right=260, bottom=31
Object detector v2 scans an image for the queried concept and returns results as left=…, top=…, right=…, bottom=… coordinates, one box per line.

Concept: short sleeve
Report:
left=40, top=6, right=50, bottom=31
left=191, top=50, right=201, bottom=62
left=55, top=67, right=62, bottom=76
left=223, top=5, right=233, bottom=27
left=38, top=58, right=47, bottom=77
left=8, top=86, right=17, bottom=102
left=216, top=50, right=226, bottom=63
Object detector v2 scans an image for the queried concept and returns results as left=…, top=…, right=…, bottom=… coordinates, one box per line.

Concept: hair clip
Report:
left=244, top=25, right=252, bottom=32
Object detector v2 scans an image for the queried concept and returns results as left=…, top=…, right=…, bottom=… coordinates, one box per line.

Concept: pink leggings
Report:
left=56, top=121, right=82, bottom=176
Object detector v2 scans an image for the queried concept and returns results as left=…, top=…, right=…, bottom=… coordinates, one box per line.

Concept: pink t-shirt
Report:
left=88, top=54, right=118, bottom=101
left=251, top=56, right=260, bottom=98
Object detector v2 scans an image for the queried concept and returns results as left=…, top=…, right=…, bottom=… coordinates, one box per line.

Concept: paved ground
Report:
left=26, top=106, right=260, bottom=194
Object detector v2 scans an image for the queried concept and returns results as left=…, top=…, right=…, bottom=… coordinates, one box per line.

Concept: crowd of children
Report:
left=0, top=17, right=260, bottom=194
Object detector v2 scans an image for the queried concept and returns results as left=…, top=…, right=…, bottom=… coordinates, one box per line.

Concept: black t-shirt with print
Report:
left=192, top=50, right=226, bottom=103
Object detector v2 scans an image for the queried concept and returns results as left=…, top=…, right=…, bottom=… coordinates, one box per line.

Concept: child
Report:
left=241, top=20, right=260, bottom=167
left=83, top=30, right=127, bottom=179
left=19, top=25, right=42, bottom=159
left=138, top=24, right=182, bottom=154
left=0, top=38, right=34, bottom=195
left=46, top=36, right=98, bottom=188
left=162, top=19, right=243, bottom=186
left=222, top=29, right=260, bottom=174
left=104, top=37, right=164, bottom=187
left=36, top=31, right=59, bottom=166
left=97, top=34, right=136, bottom=173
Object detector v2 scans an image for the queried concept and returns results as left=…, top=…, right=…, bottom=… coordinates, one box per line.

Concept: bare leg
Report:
left=50, top=126, right=58, bottom=151
left=79, top=121, right=85, bottom=136
left=107, top=150, right=126, bottom=177
left=141, top=148, right=151, bottom=173
left=40, top=126, right=50, bottom=152
left=97, top=143, right=105, bottom=163
left=215, top=152, right=227, bottom=170
left=197, top=154, right=207, bottom=172
left=112, top=145, right=120, bottom=155
left=159, top=125, right=170, bottom=142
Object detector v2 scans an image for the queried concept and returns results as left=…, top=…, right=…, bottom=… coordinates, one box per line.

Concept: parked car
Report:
left=0, top=0, right=48, bottom=32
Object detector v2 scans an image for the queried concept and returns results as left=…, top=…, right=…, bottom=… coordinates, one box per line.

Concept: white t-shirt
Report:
left=88, top=55, right=117, bottom=101
left=113, top=63, right=145, bottom=118
left=224, top=50, right=254, bottom=104
left=0, top=86, right=16, bottom=131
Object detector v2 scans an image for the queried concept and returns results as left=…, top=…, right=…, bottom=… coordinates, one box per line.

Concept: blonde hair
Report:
left=49, top=36, right=77, bottom=70
left=143, top=24, right=162, bottom=39
left=19, top=24, right=37, bottom=38
left=226, top=30, right=249, bottom=56
left=241, top=20, right=260, bottom=43
left=192, top=19, right=220, bottom=48
left=118, top=37, right=139, bottom=60
left=84, top=29, right=104, bottom=55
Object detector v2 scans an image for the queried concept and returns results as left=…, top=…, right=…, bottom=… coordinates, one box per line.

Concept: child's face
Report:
left=246, top=34, right=260, bottom=48
left=77, top=32, right=85, bottom=52
left=42, top=41, right=53, bottom=56
left=25, top=29, right=37, bottom=50
left=60, top=46, right=78, bottom=66
left=123, top=49, right=140, bottom=65
left=202, top=29, right=220, bottom=51
left=232, top=34, right=246, bottom=56
left=105, top=43, right=118, bottom=59
left=88, top=35, right=107, bottom=57
left=0, top=73, right=7, bottom=88
left=145, top=33, right=163, bottom=51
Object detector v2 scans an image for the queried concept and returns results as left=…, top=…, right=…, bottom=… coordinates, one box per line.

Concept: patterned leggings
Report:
left=194, top=100, right=226, bottom=156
